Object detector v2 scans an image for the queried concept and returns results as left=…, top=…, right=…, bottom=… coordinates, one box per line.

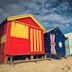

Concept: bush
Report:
left=0, top=59, right=2, bottom=64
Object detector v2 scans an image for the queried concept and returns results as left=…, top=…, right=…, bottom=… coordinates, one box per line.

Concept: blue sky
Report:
left=0, top=0, right=72, bottom=34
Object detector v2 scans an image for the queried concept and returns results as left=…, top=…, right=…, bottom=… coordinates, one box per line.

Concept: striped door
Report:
left=30, top=28, right=42, bottom=53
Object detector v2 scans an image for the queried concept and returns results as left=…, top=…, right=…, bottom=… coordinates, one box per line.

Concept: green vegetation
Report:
left=0, top=59, right=2, bottom=64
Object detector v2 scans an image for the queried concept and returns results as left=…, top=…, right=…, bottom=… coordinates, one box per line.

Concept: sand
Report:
left=0, top=57, right=72, bottom=72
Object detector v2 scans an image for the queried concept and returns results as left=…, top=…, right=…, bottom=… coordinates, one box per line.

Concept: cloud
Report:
left=0, top=0, right=72, bottom=33
left=39, top=13, right=67, bottom=23
left=57, top=2, right=69, bottom=11
left=0, top=9, right=3, bottom=13
left=38, top=13, right=72, bottom=25
left=37, top=12, right=72, bottom=33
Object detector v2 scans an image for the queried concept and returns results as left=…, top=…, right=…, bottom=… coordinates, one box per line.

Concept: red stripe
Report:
left=66, top=46, right=72, bottom=48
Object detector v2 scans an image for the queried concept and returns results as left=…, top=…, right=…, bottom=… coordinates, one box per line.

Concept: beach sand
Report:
left=0, top=57, right=72, bottom=72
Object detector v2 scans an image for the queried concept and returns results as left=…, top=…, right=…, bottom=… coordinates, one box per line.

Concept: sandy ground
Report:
left=0, top=57, right=72, bottom=72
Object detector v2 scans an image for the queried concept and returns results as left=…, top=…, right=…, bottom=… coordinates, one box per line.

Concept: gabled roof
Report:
left=44, top=26, right=66, bottom=39
left=7, top=14, right=45, bottom=30
left=64, top=32, right=72, bottom=38
left=44, top=26, right=58, bottom=33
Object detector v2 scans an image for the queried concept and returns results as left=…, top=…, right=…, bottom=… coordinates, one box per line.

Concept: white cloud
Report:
left=0, top=9, right=3, bottom=13
left=60, top=19, right=70, bottom=24
left=38, top=13, right=72, bottom=25
left=66, top=24, right=70, bottom=27
left=57, top=2, right=69, bottom=11
left=39, top=13, right=65, bottom=21
left=0, top=0, right=72, bottom=34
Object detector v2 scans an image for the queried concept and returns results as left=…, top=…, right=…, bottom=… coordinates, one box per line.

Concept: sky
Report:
left=0, top=0, right=72, bottom=34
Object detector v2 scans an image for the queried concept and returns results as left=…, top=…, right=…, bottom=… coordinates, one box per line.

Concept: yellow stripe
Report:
left=30, top=28, right=33, bottom=52
left=36, top=30, right=39, bottom=52
left=34, top=29, right=36, bottom=52
left=39, top=30, right=42, bottom=52
left=10, top=21, right=15, bottom=36
left=0, top=35, right=7, bottom=43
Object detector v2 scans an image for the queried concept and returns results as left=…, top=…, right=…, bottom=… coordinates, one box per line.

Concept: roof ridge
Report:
left=44, top=26, right=58, bottom=33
